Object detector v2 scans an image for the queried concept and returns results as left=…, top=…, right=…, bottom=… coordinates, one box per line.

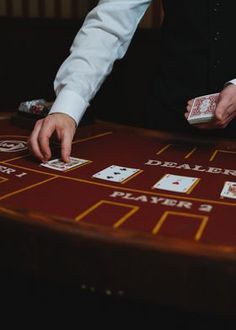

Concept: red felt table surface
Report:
left=1, top=117, right=236, bottom=246
left=0, top=115, right=236, bottom=315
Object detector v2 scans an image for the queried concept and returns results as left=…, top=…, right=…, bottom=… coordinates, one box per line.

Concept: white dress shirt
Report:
left=49, top=0, right=152, bottom=125
left=49, top=0, right=236, bottom=125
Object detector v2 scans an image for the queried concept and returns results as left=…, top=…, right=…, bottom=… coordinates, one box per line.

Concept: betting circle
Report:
left=0, top=140, right=28, bottom=152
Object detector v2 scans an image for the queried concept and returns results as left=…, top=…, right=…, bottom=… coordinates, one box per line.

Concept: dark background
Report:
left=0, top=17, right=160, bottom=127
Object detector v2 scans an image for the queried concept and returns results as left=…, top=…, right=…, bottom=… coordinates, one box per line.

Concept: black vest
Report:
left=148, top=0, right=236, bottom=136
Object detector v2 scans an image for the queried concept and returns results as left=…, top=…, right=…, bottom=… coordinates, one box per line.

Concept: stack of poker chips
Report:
left=18, top=99, right=53, bottom=118
left=11, top=98, right=54, bottom=129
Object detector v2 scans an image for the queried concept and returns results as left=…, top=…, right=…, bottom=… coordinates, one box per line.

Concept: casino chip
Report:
left=11, top=98, right=54, bottom=129
left=18, top=99, right=53, bottom=117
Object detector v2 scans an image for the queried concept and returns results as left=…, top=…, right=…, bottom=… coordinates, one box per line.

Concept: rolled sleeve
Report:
left=227, top=78, right=236, bottom=86
left=49, top=89, right=89, bottom=125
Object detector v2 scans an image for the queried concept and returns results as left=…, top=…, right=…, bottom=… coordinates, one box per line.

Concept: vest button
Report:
left=213, top=32, right=220, bottom=41
left=213, top=60, right=221, bottom=68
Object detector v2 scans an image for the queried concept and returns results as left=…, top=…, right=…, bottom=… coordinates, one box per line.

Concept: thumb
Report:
left=215, top=94, right=229, bottom=121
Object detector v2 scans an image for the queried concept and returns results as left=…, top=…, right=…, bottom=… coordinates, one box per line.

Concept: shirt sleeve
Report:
left=49, top=0, right=152, bottom=125
left=227, top=79, right=236, bottom=86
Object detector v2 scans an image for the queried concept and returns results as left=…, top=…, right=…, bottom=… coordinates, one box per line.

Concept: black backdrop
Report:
left=0, top=17, right=160, bottom=127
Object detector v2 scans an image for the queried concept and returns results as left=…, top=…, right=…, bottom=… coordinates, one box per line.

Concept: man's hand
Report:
left=185, top=84, right=236, bottom=129
left=28, top=113, right=76, bottom=163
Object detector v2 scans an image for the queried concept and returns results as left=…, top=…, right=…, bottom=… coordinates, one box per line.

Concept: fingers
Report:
left=28, top=119, right=47, bottom=161
left=185, top=85, right=236, bottom=130
left=191, top=113, right=234, bottom=130
left=215, top=98, right=235, bottom=123
left=186, top=99, right=194, bottom=112
left=209, top=85, right=236, bottom=129
left=38, top=117, right=55, bottom=161
left=61, top=130, right=73, bottom=163
left=184, top=99, right=194, bottom=119
left=28, top=113, right=76, bottom=163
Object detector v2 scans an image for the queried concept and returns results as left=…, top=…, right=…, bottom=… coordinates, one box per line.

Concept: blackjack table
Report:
left=0, top=112, right=236, bottom=316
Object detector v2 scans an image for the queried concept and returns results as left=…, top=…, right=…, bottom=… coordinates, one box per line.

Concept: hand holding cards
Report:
left=187, top=93, right=219, bottom=124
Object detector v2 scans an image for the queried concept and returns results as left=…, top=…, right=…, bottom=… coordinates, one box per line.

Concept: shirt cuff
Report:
left=226, top=78, right=236, bottom=86
left=49, top=89, right=89, bottom=126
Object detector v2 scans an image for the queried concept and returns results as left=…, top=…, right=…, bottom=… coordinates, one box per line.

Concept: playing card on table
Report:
left=92, top=165, right=141, bottom=183
left=220, top=181, right=236, bottom=200
left=153, top=174, right=200, bottom=193
left=187, top=93, right=219, bottom=124
left=40, top=157, right=90, bottom=172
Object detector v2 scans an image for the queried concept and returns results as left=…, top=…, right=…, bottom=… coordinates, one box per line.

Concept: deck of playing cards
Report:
left=220, top=181, right=236, bottom=200
left=187, top=93, right=219, bottom=124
